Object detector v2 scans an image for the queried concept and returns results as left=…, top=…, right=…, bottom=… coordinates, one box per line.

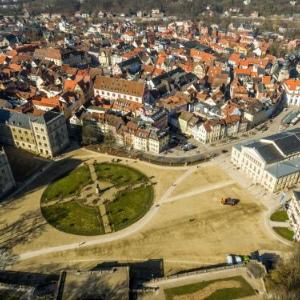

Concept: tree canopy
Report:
left=265, top=243, right=300, bottom=300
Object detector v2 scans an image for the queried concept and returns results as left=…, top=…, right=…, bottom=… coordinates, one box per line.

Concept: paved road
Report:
left=18, top=165, right=198, bottom=261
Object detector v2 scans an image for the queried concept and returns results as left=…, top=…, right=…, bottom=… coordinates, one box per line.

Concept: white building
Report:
left=287, top=190, right=300, bottom=241
left=231, top=128, right=300, bottom=193
left=283, top=79, right=300, bottom=106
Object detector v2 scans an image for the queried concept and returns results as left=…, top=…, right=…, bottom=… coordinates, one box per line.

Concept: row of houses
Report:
left=80, top=107, right=169, bottom=154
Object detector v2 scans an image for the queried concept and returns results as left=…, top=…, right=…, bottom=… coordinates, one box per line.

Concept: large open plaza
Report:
left=0, top=148, right=289, bottom=277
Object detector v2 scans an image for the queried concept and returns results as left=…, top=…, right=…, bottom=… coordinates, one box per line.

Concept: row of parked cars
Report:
left=170, top=135, right=197, bottom=152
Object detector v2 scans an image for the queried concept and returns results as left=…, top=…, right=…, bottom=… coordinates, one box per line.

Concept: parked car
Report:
left=181, top=143, right=197, bottom=151
left=221, top=197, right=239, bottom=206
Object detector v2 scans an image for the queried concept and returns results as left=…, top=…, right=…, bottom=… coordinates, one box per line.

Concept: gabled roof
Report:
left=94, top=75, right=145, bottom=98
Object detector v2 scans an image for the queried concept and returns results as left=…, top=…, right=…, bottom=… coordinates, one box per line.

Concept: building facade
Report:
left=283, top=79, right=300, bottom=106
left=287, top=191, right=300, bottom=241
left=0, top=109, right=69, bottom=158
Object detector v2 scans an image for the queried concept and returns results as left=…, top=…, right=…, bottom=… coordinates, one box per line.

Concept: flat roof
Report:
left=57, top=267, right=129, bottom=300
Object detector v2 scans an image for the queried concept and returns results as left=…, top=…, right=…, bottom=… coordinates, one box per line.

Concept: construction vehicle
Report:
left=221, top=197, right=239, bottom=206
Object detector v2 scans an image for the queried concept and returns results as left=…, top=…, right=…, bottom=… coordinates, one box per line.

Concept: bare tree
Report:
left=0, top=248, right=18, bottom=270
left=265, top=243, right=300, bottom=300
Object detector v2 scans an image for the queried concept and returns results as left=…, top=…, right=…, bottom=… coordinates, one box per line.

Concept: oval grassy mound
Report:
left=41, top=162, right=154, bottom=236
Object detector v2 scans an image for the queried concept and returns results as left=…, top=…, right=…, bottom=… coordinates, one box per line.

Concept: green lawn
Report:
left=41, top=162, right=153, bottom=235
left=270, top=210, right=289, bottom=222
left=164, top=276, right=256, bottom=300
left=107, top=185, right=154, bottom=231
left=95, top=163, right=147, bottom=186
left=42, top=165, right=91, bottom=202
left=41, top=200, right=104, bottom=236
left=273, top=227, right=294, bottom=241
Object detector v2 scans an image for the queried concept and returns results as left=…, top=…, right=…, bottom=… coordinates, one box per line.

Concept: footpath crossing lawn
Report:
left=41, top=162, right=154, bottom=235
left=42, top=165, right=91, bottom=202
left=41, top=200, right=104, bottom=236
left=164, top=276, right=256, bottom=300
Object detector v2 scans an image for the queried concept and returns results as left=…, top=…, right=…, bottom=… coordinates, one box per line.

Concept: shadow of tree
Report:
left=0, top=209, right=47, bottom=250
left=0, top=158, right=89, bottom=250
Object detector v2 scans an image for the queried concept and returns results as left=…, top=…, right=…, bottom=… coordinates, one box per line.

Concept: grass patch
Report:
left=164, top=276, right=255, bottom=300
left=0, top=289, right=27, bottom=300
left=42, top=165, right=91, bottom=202
left=41, top=200, right=104, bottom=236
left=95, top=163, right=146, bottom=186
left=273, top=227, right=294, bottom=241
left=107, top=185, right=154, bottom=231
left=270, top=210, right=289, bottom=222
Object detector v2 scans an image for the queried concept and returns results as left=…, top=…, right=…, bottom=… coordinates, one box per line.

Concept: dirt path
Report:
left=99, top=205, right=111, bottom=234
left=166, top=180, right=235, bottom=203
left=173, top=280, right=241, bottom=300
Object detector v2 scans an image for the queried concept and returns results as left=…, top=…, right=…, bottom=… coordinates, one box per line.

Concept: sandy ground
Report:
left=1, top=148, right=289, bottom=274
